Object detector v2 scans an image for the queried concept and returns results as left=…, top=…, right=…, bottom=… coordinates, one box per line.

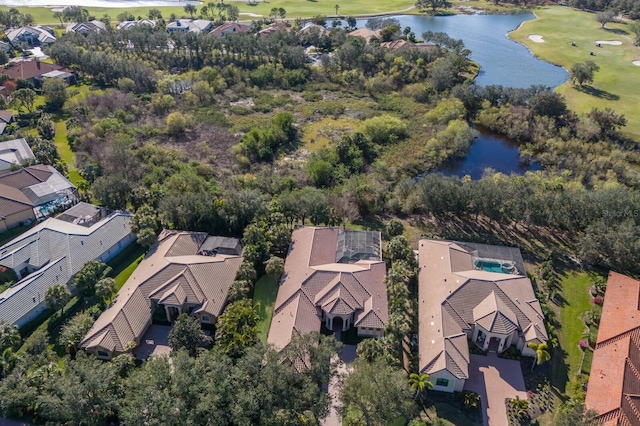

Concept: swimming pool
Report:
left=475, top=260, right=514, bottom=274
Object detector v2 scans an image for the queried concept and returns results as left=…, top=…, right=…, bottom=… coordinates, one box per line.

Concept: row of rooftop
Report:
left=5, top=20, right=436, bottom=47
left=0, top=198, right=636, bottom=424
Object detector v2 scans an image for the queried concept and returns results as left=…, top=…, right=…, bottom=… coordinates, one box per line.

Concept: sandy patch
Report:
left=633, top=61, right=640, bottom=66
left=595, top=40, right=622, bottom=45
left=239, top=12, right=263, bottom=17
left=528, top=34, right=544, bottom=43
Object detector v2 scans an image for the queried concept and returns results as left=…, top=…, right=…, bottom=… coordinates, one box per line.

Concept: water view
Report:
left=356, top=13, right=568, bottom=88
left=439, top=128, right=541, bottom=179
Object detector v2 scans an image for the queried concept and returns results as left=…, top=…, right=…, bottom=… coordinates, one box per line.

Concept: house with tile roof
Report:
left=1, top=60, right=75, bottom=92
left=586, top=272, right=640, bottom=425
left=209, top=22, right=251, bottom=36
left=347, top=28, right=382, bottom=44
left=6, top=26, right=56, bottom=46
left=0, top=202, right=134, bottom=327
left=66, top=20, right=106, bottom=35
left=0, top=165, right=78, bottom=219
left=418, top=240, right=547, bottom=393
left=116, top=19, right=156, bottom=30
left=267, top=227, right=388, bottom=350
left=0, top=138, right=34, bottom=172
left=81, top=230, right=243, bottom=360
left=167, top=19, right=212, bottom=34
left=0, top=110, right=15, bottom=134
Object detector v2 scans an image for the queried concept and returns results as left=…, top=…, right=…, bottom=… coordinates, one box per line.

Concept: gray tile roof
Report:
left=0, top=203, right=134, bottom=326
left=0, top=138, right=34, bottom=171
left=81, top=230, right=243, bottom=355
left=267, top=227, right=388, bottom=350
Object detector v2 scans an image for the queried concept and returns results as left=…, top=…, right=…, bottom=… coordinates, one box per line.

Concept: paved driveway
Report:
left=133, top=324, right=172, bottom=360
left=322, top=344, right=357, bottom=426
left=463, top=353, right=527, bottom=426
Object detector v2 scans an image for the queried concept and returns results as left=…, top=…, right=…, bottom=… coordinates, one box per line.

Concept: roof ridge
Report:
left=623, top=394, right=640, bottom=424
left=597, top=326, right=640, bottom=349
left=445, top=333, right=470, bottom=365
left=626, top=357, right=640, bottom=384
left=443, top=301, right=469, bottom=331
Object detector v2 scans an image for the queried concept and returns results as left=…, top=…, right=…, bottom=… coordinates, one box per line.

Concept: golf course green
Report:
left=511, top=6, right=640, bottom=140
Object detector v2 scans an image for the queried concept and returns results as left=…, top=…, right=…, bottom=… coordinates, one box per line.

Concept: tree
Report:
left=215, top=299, right=259, bottom=358
left=556, top=401, right=600, bottom=426
left=95, top=277, right=116, bottom=302
left=570, top=60, right=600, bottom=86
left=416, top=0, right=452, bottom=12
left=166, top=111, right=188, bottom=136
left=528, top=342, right=551, bottom=371
left=73, top=260, right=112, bottom=297
left=588, top=107, right=627, bottom=138
left=362, top=115, right=407, bottom=144
left=342, top=359, right=416, bottom=425
left=53, top=11, right=66, bottom=26
left=630, top=21, right=640, bottom=45
left=278, top=7, right=286, bottom=21
left=265, top=256, right=284, bottom=280
left=130, top=204, right=159, bottom=247
left=168, top=314, right=211, bottom=357
left=0, top=321, right=21, bottom=354
left=346, top=16, right=357, bottom=30
left=117, top=11, right=135, bottom=22
left=184, top=4, right=197, bottom=18
left=356, top=338, right=384, bottom=362
left=595, top=10, right=616, bottom=29
left=510, top=395, right=530, bottom=422
left=11, top=88, right=36, bottom=113
left=0, top=348, right=20, bottom=378
left=58, top=311, right=94, bottom=356
left=36, top=114, right=56, bottom=140
left=44, top=284, right=71, bottom=314
left=409, top=372, right=433, bottom=403
left=148, top=8, right=163, bottom=19
left=334, top=4, right=340, bottom=15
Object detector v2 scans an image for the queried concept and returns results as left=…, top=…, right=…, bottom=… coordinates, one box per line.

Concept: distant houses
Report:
left=167, top=19, right=212, bottom=34
left=66, top=20, right=106, bottom=35
left=209, top=22, right=251, bottom=36
left=0, top=60, right=75, bottom=94
left=267, top=227, right=388, bottom=350
left=6, top=26, right=56, bottom=46
left=116, top=19, right=156, bottom=31
left=0, top=202, right=134, bottom=327
left=0, top=138, right=32, bottom=171
left=81, top=230, right=243, bottom=360
left=418, top=240, right=548, bottom=392
left=586, top=272, right=640, bottom=425
left=0, top=110, right=15, bottom=134
left=0, top=164, right=78, bottom=220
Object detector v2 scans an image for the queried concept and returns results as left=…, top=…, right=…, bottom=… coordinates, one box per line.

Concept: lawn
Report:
left=107, top=242, right=147, bottom=291
left=253, top=275, right=279, bottom=344
left=510, top=6, right=640, bottom=140
left=301, top=117, right=362, bottom=152
left=551, top=270, right=597, bottom=391
left=2, top=0, right=415, bottom=25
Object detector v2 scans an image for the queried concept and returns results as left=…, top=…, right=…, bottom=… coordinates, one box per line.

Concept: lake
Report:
left=440, top=128, right=541, bottom=179
left=356, top=13, right=568, bottom=88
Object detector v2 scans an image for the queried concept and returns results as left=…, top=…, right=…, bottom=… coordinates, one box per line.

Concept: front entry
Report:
left=488, top=337, right=501, bottom=353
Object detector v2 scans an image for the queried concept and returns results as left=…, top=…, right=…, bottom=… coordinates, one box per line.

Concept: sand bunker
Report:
left=528, top=34, right=545, bottom=43
left=596, top=40, right=622, bottom=45
left=239, top=13, right=263, bottom=17
left=633, top=61, right=640, bottom=66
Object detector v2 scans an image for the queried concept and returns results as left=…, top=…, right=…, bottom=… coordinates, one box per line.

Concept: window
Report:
left=201, top=315, right=211, bottom=323
left=436, top=378, right=449, bottom=387
left=97, top=350, right=109, bottom=358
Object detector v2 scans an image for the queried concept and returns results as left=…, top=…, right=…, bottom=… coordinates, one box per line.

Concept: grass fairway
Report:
left=1, top=0, right=415, bottom=25
left=510, top=6, right=640, bottom=140
left=552, top=270, right=595, bottom=391
left=253, top=275, right=278, bottom=344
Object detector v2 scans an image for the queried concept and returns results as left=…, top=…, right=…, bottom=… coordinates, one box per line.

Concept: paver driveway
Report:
left=463, top=352, right=527, bottom=426
left=322, top=344, right=357, bottom=426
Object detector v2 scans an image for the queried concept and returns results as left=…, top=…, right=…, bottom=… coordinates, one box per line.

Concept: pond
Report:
left=356, top=13, right=568, bottom=88
left=439, top=128, right=541, bottom=179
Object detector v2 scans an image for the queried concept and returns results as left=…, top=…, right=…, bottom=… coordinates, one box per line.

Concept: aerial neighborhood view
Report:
left=0, top=0, right=639, bottom=424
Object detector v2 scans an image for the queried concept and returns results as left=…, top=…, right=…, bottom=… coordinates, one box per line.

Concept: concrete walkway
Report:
left=322, top=345, right=357, bottom=426
left=463, top=353, right=527, bottom=426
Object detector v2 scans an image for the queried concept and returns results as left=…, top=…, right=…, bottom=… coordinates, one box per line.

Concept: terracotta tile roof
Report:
left=2, top=61, right=69, bottom=81
left=347, top=28, right=381, bottom=44
left=586, top=272, right=640, bottom=424
left=81, top=230, right=243, bottom=355
left=210, top=22, right=251, bottom=36
left=267, top=227, right=387, bottom=350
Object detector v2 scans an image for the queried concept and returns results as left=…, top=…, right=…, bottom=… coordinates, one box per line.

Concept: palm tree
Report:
left=409, top=372, right=433, bottom=403
left=334, top=4, right=340, bottom=16
left=463, top=391, right=480, bottom=409
left=95, top=277, right=117, bottom=303
left=528, top=342, right=551, bottom=371
left=511, top=395, right=529, bottom=421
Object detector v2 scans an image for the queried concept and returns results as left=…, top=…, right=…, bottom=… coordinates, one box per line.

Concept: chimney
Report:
left=36, top=57, right=40, bottom=69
